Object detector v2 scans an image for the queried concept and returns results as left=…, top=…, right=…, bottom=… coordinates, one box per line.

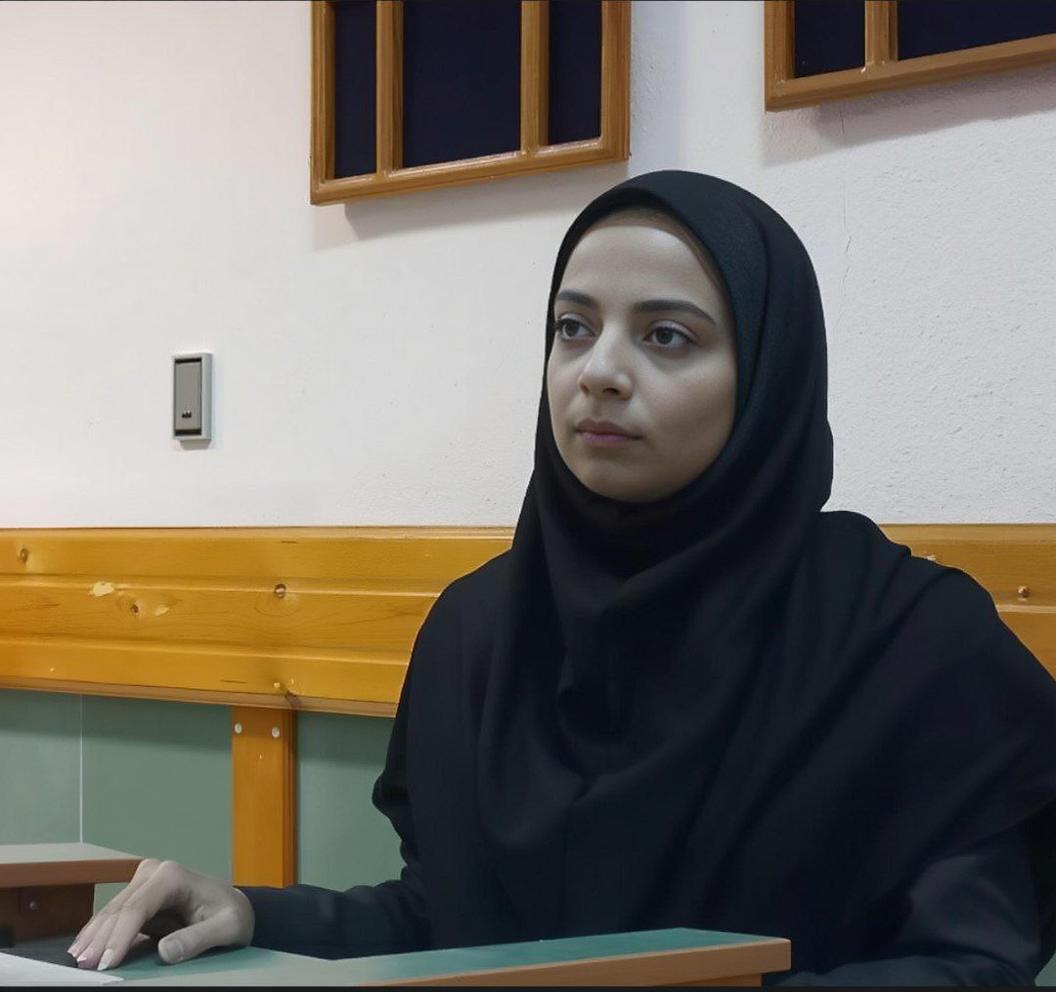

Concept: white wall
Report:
left=2, top=0, right=1053, bottom=527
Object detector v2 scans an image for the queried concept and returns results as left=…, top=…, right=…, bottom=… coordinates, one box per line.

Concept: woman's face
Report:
left=546, top=208, right=738, bottom=503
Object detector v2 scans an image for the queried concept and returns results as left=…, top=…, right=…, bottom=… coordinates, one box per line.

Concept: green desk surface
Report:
left=0, top=842, right=139, bottom=865
left=119, top=928, right=786, bottom=987
left=115, top=946, right=318, bottom=984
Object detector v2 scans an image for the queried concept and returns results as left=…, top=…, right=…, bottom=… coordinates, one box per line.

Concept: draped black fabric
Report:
left=466, top=170, right=1056, bottom=971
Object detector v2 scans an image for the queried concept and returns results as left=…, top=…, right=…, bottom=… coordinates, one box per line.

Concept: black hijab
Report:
left=472, top=170, right=1056, bottom=969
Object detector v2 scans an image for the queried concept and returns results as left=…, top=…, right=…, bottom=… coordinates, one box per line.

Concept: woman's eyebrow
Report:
left=554, top=289, right=717, bottom=326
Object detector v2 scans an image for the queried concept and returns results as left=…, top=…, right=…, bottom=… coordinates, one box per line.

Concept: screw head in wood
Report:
left=274, top=583, right=287, bottom=598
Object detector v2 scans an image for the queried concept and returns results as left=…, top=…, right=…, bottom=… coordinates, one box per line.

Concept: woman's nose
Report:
left=578, top=329, right=632, bottom=396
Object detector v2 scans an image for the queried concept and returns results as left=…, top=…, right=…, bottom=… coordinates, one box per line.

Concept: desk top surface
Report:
left=118, top=928, right=790, bottom=987
left=0, top=843, right=139, bottom=865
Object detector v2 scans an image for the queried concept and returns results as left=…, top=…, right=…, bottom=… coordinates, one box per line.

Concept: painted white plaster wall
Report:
left=1, top=0, right=1053, bottom=526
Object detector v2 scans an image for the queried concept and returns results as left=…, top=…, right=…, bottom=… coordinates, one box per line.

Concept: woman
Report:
left=70, top=171, right=1056, bottom=984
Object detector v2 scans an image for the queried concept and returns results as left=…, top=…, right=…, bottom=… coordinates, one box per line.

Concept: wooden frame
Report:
left=765, top=0, right=1056, bottom=111
left=309, top=0, right=631, bottom=203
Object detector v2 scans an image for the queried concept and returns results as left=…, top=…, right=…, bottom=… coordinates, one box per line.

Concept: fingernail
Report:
left=77, top=950, right=91, bottom=965
left=67, top=942, right=79, bottom=956
left=162, top=938, right=184, bottom=963
left=98, top=948, right=114, bottom=971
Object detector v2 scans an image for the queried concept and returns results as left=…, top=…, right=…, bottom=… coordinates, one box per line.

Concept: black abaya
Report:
left=240, top=171, right=1056, bottom=982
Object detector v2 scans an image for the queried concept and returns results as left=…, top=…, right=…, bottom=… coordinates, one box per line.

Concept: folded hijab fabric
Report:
left=246, top=170, right=1056, bottom=977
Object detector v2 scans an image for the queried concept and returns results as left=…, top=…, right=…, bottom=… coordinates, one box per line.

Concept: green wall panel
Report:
left=296, top=713, right=402, bottom=889
left=81, top=697, right=231, bottom=911
left=0, top=690, right=80, bottom=844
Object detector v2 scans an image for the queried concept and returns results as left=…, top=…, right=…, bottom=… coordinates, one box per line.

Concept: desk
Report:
left=116, top=928, right=791, bottom=986
left=0, top=843, right=141, bottom=944
left=0, top=847, right=791, bottom=986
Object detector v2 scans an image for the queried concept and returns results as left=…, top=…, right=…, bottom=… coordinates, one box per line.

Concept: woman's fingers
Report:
left=90, top=896, right=158, bottom=970
left=68, top=858, right=162, bottom=959
left=67, top=860, right=252, bottom=971
left=157, top=911, right=241, bottom=966
left=139, top=911, right=183, bottom=939
left=78, top=911, right=125, bottom=970
left=75, top=861, right=183, bottom=971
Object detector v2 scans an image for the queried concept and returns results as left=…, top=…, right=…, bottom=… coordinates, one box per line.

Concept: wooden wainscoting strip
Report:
left=0, top=527, right=511, bottom=583
left=881, top=524, right=1055, bottom=677
left=0, top=525, right=1052, bottom=712
left=231, top=706, right=296, bottom=887
left=0, top=636, right=408, bottom=712
left=0, top=528, right=508, bottom=713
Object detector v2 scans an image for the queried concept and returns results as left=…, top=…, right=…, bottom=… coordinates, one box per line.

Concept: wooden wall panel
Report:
left=231, top=707, right=296, bottom=887
left=0, top=525, right=1052, bottom=714
left=0, top=528, right=510, bottom=716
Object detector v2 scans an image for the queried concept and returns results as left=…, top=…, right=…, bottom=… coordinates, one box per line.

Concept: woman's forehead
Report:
left=560, top=207, right=727, bottom=299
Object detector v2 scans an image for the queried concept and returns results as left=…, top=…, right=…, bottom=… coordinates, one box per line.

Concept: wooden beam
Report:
left=520, top=1, right=549, bottom=152
left=864, top=1, right=896, bottom=66
left=376, top=0, right=403, bottom=174
left=599, top=0, right=631, bottom=158
left=309, top=0, right=336, bottom=200
left=231, top=707, right=296, bottom=887
left=764, top=0, right=794, bottom=111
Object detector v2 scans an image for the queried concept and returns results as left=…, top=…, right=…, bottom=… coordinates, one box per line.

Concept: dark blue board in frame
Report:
left=402, top=0, right=522, bottom=169
left=333, top=0, right=377, bottom=179
left=793, top=0, right=865, bottom=78
left=898, top=0, right=1056, bottom=61
left=549, top=0, right=602, bottom=144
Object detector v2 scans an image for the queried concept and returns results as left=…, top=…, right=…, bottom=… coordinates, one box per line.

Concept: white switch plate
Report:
left=173, top=353, right=212, bottom=442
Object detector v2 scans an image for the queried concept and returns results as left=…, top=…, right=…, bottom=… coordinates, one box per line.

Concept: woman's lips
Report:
left=576, top=430, right=641, bottom=446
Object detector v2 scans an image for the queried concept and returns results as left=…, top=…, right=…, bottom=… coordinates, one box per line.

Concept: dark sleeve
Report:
left=768, top=825, right=1042, bottom=987
left=235, top=596, right=445, bottom=960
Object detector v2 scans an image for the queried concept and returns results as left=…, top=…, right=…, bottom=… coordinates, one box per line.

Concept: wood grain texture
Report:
left=231, top=707, right=296, bottom=887
left=599, top=0, right=631, bottom=159
left=0, top=857, right=139, bottom=889
left=765, top=0, right=1056, bottom=112
left=763, top=0, right=793, bottom=111
left=0, top=884, right=94, bottom=943
left=0, top=525, right=1052, bottom=714
left=309, top=0, right=335, bottom=194
left=376, top=0, right=403, bottom=174
left=520, top=1, right=549, bottom=152
left=864, top=1, right=896, bottom=65
left=0, top=527, right=509, bottom=712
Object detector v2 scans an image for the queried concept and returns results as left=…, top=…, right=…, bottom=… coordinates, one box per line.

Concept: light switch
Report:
left=173, top=353, right=212, bottom=441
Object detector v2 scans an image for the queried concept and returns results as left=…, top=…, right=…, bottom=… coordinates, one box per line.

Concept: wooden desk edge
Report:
left=0, top=857, right=142, bottom=888
left=371, top=937, right=792, bottom=987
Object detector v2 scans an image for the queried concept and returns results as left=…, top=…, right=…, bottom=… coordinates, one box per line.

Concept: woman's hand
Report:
left=67, top=859, right=254, bottom=971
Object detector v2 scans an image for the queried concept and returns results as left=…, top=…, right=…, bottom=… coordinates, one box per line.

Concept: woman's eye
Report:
left=646, top=323, right=692, bottom=348
left=554, top=316, right=592, bottom=341
left=553, top=316, right=692, bottom=349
